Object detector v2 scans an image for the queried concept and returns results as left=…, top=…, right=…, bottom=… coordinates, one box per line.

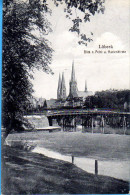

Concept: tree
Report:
left=2, top=0, right=105, bottom=142
left=2, top=0, right=53, bottom=142
left=84, top=90, right=130, bottom=110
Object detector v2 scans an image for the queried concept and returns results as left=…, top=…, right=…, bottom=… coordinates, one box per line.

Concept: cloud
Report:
left=32, top=0, right=129, bottom=99
left=94, top=32, right=125, bottom=50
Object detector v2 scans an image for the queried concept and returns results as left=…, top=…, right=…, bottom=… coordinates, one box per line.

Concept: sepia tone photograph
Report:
left=1, top=0, right=130, bottom=194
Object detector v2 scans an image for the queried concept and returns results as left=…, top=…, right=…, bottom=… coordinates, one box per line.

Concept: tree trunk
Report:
left=1, top=122, right=12, bottom=148
left=2, top=130, right=9, bottom=147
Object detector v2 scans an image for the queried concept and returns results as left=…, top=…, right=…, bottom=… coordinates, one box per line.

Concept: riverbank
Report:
left=2, top=145, right=129, bottom=194
left=32, top=146, right=129, bottom=181
left=7, top=131, right=130, bottom=160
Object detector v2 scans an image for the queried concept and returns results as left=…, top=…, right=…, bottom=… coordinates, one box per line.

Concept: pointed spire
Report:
left=61, top=72, right=65, bottom=87
left=71, top=60, right=75, bottom=82
left=85, top=80, right=87, bottom=92
left=58, top=74, right=61, bottom=90
left=61, top=72, right=66, bottom=99
left=57, top=73, right=62, bottom=99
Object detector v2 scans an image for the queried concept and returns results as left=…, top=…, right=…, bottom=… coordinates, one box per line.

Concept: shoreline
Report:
left=32, top=146, right=129, bottom=182
left=2, top=145, right=129, bottom=194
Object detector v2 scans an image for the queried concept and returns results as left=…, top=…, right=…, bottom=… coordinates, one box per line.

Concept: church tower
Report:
left=85, top=80, right=87, bottom=92
left=57, top=74, right=62, bottom=99
left=57, top=73, right=66, bottom=100
left=69, top=61, right=78, bottom=98
left=61, top=72, right=66, bottom=100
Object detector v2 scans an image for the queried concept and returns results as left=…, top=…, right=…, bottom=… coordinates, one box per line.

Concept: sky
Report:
left=32, top=0, right=130, bottom=100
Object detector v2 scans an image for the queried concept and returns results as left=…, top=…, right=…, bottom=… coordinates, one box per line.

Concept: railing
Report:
left=46, top=109, right=130, bottom=116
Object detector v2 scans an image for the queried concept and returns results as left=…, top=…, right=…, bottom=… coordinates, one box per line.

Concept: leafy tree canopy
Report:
left=2, top=0, right=53, bottom=138
left=84, top=89, right=130, bottom=111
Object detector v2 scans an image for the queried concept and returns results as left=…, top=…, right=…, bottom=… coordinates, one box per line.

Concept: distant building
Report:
left=37, top=97, right=45, bottom=107
left=78, top=80, right=93, bottom=101
left=57, top=73, right=66, bottom=100
left=46, top=99, right=57, bottom=108
left=68, top=61, right=78, bottom=98
left=28, top=97, right=46, bottom=110
left=57, top=61, right=93, bottom=101
left=57, top=74, right=61, bottom=100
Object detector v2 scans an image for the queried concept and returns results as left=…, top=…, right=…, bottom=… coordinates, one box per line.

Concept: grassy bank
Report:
left=2, top=145, right=129, bottom=194
left=7, top=131, right=130, bottom=160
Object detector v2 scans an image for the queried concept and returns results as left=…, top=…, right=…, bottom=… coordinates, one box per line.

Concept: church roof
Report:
left=78, top=91, right=93, bottom=99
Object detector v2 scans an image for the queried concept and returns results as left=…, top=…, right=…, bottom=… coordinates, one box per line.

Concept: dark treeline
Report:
left=84, top=89, right=130, bottom=111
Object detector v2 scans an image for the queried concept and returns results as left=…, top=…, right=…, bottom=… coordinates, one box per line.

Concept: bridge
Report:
left=47, top=109, right=130, bottom=117
left=46, top=109, right=130, bottom=129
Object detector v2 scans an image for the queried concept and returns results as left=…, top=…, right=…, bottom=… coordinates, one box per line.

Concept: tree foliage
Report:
left=2, top=0, right=53, bottom=137
left=84, top=90, right=130, bottom=111
left=55, top=0, right=105, bottom=46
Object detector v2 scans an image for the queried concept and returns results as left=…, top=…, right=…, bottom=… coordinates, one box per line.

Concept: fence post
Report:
left=72, top=156, right=74, bottom=164
left=95, top=160, right=98, bottom=175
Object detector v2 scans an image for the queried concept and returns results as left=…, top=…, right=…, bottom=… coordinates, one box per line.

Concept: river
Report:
left=32, top=146, right=129, bottom=182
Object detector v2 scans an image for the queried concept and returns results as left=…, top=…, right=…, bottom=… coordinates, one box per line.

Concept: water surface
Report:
left=32, top=146, right=129, bottom=182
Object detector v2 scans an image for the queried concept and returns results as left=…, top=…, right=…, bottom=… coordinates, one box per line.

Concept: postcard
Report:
left=1, top=0, right=130, bottom=194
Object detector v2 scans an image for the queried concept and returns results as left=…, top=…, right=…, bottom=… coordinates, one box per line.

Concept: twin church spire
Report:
left=57, top=61, right=87, bottom=100
left=57, top=72, right=66, bottom=100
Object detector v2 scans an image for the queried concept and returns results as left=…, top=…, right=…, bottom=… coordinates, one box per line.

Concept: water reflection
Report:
left=62, top=125, right=129, bottom=135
